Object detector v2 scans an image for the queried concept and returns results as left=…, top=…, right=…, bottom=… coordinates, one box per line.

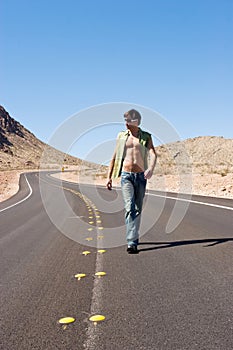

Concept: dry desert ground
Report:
left=1, top=167, right=233, bottom=203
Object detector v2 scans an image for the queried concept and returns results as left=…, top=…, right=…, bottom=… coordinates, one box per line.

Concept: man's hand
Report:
left=144, top=169, right=153, bottom=180
left=106, top=179, right=112, bottom=190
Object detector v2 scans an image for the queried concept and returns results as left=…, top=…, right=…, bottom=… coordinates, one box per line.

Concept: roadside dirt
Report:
left=1, top=168, right=233, bottom=203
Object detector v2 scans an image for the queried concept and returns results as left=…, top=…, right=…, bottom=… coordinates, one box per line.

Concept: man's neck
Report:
left=127, top=126, right=139, bottom=137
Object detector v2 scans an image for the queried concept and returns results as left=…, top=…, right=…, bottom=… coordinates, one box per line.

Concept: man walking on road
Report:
left=106, top=109, right=157, bottom=254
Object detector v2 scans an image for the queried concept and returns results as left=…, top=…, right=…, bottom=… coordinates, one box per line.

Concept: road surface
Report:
left=0, top=172, right=232, bottom=350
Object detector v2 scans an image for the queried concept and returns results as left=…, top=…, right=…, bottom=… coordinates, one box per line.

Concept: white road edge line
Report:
left=48, top=173, right=233, bottom=211
left=0, top=174, right=33, bottom=213
left=149, top=193, right=233, bottom=211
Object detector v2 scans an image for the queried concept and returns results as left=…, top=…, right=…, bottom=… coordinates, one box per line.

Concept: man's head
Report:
left=124, top=109, right=141, bottom=126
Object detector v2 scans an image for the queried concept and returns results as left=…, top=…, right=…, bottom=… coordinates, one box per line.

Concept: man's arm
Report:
left=106, top=150, right=116, bottom=190
left=144, top=137, right=157, bottom=180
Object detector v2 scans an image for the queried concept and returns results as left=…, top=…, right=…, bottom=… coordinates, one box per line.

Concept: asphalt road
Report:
left=0, top=172, right=232, bottom=350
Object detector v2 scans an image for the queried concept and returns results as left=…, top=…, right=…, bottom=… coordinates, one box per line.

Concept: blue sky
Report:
left=1, top=0, right=232, bottom=161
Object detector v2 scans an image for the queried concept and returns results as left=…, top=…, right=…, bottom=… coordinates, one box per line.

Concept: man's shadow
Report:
left=138, top=238, right=233, bottom=252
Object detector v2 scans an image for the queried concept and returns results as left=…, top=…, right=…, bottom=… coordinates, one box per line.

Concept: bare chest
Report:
left=122, top=134, right=144, bottom=171
left=125, top=135, right=141, bottom=150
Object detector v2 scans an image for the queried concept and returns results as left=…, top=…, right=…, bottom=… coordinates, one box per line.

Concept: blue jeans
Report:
left=121, top=171, right=147, bottom=246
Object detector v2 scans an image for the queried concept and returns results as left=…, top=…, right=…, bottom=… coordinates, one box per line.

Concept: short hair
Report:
left=124, top=109, right=141, bottom=125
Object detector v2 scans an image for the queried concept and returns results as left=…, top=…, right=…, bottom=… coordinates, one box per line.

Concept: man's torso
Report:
left=122, top=134, right=145, bottom=173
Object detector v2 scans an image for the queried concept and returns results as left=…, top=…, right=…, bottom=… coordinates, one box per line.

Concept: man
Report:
left=106, top=109, right=157, bottom=254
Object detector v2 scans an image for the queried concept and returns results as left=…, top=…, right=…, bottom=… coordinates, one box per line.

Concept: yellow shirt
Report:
left=112, top=128, right=151, bottom=178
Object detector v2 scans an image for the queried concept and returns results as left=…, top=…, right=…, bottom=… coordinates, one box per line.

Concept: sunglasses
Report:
left=124, top=117, right=138, bottom=123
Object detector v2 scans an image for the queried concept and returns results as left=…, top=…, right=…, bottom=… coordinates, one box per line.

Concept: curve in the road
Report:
left=0, top=174, right=33, bottom=213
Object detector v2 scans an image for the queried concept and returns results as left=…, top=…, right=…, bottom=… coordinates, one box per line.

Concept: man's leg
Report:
left=121, top=172, right=138, bottom=247
left=134, top=172, right=147, bottom=244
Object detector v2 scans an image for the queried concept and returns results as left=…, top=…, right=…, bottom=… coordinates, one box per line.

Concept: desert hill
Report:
left=0, top=105, right=233, bottom=200
left=155, top=136, right=233, bottom=176
left=1, top=105, right=233, bottom=175
left=0, top=105, right=81, bottom=170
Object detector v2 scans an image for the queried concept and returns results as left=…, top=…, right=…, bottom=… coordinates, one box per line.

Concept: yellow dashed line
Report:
left=41, top=175, right=107, bottom=329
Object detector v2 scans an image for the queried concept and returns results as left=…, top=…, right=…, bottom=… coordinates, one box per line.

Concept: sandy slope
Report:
left=0, top=171, right=22, bottom=202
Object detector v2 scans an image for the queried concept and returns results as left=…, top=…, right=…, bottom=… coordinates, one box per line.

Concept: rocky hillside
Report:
left=155, top=136, right=233, bottom=175
left=1, top=105, right=232, bottom=175
left=0, top=106, right=81, bottom=170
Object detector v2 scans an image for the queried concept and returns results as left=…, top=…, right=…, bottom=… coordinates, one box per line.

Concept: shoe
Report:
left=127, top=245, right=138, bottom=254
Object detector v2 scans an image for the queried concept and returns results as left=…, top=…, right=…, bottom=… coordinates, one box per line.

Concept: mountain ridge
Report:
left=1, top=105, right=233, bottom=201
left=1, top=105, right=233, bottom=176
left=0, top=105, right=81, bottom=170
